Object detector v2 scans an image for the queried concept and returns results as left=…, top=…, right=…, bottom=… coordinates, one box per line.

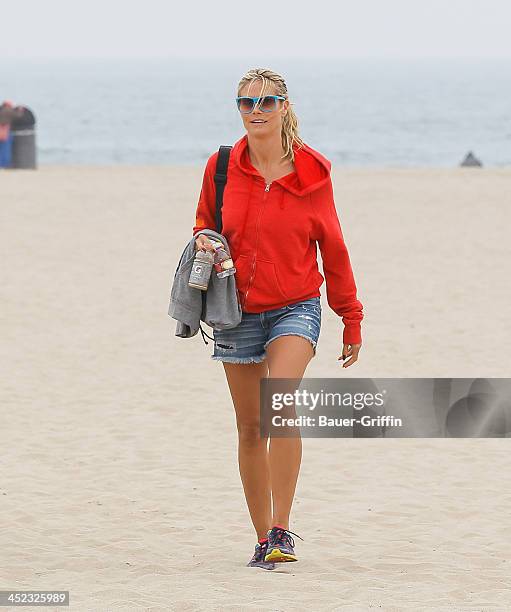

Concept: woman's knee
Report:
left=236, top=420, right=266, bottom=446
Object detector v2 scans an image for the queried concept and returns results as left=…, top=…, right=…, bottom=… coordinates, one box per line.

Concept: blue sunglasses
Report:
left=236, top=95, right=286, bottom=114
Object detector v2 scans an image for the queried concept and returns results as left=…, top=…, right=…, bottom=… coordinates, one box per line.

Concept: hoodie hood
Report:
left=232, top=134, right=331, bottom=197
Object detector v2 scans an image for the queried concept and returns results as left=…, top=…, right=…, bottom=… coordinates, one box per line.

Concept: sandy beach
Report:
left=1, top=165, right=510, bottom=611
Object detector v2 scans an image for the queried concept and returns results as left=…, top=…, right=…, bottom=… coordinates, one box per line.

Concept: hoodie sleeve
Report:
left=192, top=151, right=219, bottom=236
left=310, top=177, right=364, bottom=345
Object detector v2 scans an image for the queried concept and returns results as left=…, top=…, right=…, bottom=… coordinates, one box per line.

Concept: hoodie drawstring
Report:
left=199, top=321, right=215, bottom=345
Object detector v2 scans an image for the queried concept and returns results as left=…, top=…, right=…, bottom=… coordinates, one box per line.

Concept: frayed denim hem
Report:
left=264, top=333, right=317, bottom=357
left=210, top=354, right=267, bottom=364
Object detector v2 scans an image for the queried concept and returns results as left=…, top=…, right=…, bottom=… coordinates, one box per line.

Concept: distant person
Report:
left=0, top=100, right=24, bottom=168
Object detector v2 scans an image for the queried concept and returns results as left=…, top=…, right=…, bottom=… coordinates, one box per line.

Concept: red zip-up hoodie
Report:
left=192, top=134, right=364, bottom=345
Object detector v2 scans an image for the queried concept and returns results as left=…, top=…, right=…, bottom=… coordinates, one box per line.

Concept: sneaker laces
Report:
left=271, top=527, right=304, bottom=549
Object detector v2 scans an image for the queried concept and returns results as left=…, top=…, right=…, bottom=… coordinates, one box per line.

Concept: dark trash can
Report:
left=10, top=107, right=37, bottom=169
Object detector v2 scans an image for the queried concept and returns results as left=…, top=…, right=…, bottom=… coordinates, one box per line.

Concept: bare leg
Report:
left=266, top=336, right=314, bottom=530
left=222, top=360, right=271, bottom=540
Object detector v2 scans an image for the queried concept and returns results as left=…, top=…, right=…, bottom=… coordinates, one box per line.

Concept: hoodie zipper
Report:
left=243, top=181, right=271, bottom=309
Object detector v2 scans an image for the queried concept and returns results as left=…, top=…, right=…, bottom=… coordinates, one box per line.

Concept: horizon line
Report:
left=2, top=55, right=511, bottom=61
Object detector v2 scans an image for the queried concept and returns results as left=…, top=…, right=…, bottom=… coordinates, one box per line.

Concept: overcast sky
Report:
left=2, top=0, right=510, bottom=60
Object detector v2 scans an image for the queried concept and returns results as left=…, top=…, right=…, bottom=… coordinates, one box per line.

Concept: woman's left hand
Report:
left=338, top=343, right=362, bottom=368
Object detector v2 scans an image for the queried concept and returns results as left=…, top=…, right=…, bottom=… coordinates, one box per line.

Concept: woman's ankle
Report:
left=271, top=521, right=289, bottom=530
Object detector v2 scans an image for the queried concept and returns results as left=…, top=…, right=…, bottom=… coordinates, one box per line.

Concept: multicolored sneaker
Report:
left=264, top=525, right=304, bottom=563
left=246, top=538, right=276, bottom=570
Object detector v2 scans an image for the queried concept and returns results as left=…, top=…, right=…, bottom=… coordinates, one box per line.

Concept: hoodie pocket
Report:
left=259, top=259, right=288, bottom=302
left=170, top=254, right=196, bottom=303
left=233, top=254, right=250, bottom=293
left=175, top=254, right=195, bottom=276
left=235, top=254, right=289, bottom=303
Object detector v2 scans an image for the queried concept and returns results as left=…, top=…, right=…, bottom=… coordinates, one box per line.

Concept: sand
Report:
left=1, top=165, right=510, bottom=611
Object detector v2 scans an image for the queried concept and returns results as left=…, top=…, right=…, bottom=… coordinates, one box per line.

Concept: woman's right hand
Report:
left=195, top=234, right=217, bottom=253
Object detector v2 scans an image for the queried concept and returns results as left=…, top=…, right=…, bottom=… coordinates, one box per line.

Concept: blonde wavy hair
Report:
left=237, top=68, right=304, bottom=163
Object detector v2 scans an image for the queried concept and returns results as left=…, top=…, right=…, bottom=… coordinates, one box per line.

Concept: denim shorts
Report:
left=211, top=297, right=321, bottom=363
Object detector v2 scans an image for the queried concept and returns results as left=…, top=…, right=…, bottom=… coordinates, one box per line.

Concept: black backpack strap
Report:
left=213, top=145, right=232, bottom=233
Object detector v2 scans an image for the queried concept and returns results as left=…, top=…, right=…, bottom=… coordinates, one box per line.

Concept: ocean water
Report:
left=1, top=57, right=510, bottom=166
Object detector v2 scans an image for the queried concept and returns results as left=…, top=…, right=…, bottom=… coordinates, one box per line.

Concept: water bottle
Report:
left=213, top=245, right=236, bottom=278
left=188, top=249, right=214, bottom=290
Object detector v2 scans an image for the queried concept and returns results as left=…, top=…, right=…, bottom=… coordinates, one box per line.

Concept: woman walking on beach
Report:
left=193, top=68, right=364, bottom=569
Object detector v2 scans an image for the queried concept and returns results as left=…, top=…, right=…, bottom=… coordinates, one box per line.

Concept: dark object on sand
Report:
left=11, top=106, right=37, bottom=169
left=460, top=151, right=482, bottom=167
